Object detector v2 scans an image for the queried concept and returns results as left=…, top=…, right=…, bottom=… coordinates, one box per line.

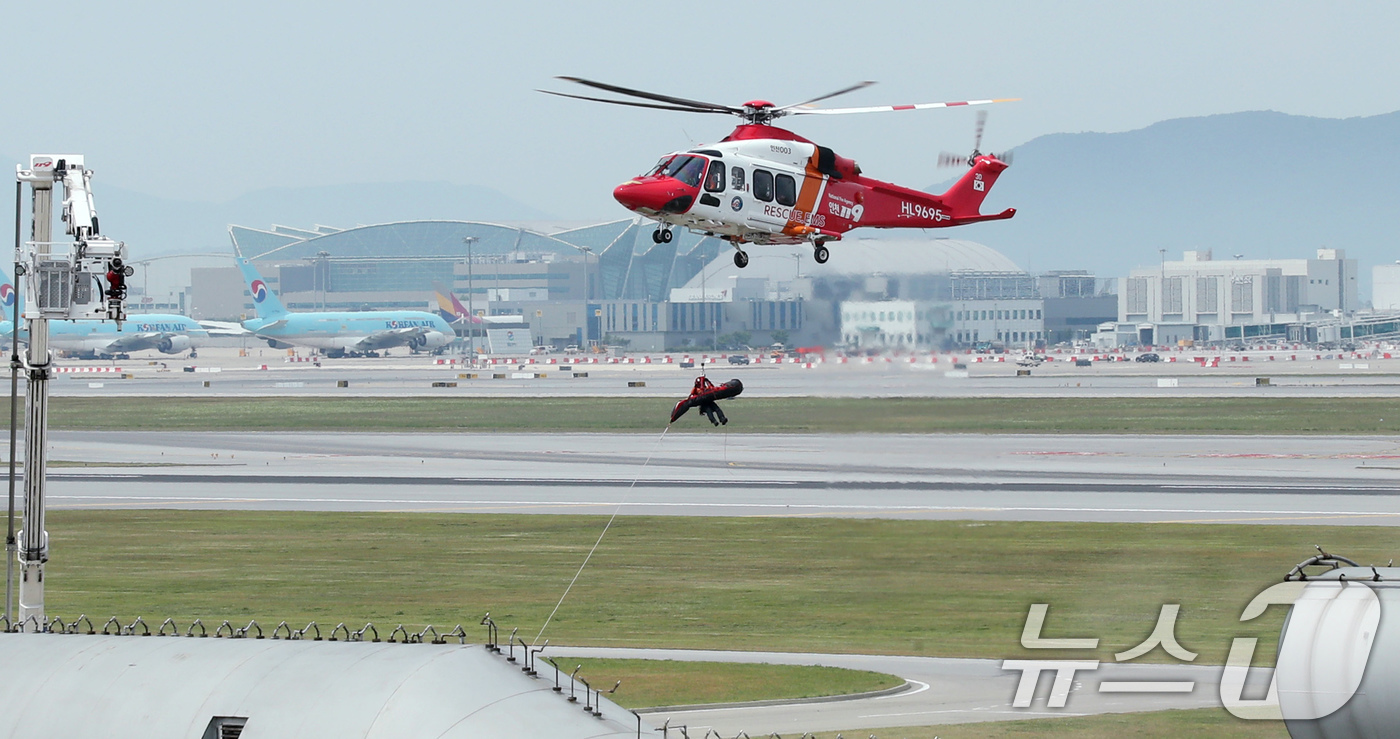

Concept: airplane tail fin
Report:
left=432, top=281, right=481, bottom=324
left=236, top=258, right=288, bottom=318
left=0, top=265, right=21, bottom=319
left=940, top=156, right=1012, bottom=218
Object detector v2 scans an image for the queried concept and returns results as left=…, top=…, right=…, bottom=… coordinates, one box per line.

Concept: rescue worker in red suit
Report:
left=105, top=258, right=127, bottom=301
left=690, top=375, right=727, bottom=426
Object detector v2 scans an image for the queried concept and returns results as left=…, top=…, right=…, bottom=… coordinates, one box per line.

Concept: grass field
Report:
left=563, top=658, right=901, bottom=709
left=41, top=511, right=1398, bottom=666
left=802, top=708, right=1289, bottom=738
left=21, top=395, right=1400, bottom=433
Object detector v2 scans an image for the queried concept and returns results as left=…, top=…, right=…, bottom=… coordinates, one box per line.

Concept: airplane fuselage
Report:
left=242, top=311, right=453, bottom=352
left=0, top=313, right=206, bottom=356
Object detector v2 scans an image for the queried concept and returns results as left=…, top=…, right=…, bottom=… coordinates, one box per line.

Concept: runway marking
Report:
left=45, top=495, right=1400, bottom=520
left=1158, top=513, right=1400, bottom=524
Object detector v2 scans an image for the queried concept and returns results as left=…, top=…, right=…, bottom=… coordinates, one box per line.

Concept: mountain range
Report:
left=929, top=109, right=1400, bottom=285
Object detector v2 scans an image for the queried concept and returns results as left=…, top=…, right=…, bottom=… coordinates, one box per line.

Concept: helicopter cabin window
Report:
left=704, top=160, right=726, bottom=192
left=730, top=166, right=745, bottom=191
left=753, top=169, right=775, bottom=202
left=775, top=174, right=797, bottom=206
left=661, top=155, right=707, bottom=188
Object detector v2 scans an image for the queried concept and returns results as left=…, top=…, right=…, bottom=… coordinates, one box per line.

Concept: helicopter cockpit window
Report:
left=662, top=155, right=707, bottom=187
left=645, top=156, right=674, bottom=177
left=775, top=174, right=797, bottom=206
left=730, top=166, right=745, bottom=191
left=753, top=169, right=774, bottom=202
left=704, top=159, right=726, bottom=192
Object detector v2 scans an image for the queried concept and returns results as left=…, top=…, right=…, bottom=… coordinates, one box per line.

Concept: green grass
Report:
left=41, top=512, right=1398, bottom=666
left=563, top=658, right=900, bottom=709
left=801, top=708, right=1288, bottom=738
left=25, top=396, right=1400, bottom=433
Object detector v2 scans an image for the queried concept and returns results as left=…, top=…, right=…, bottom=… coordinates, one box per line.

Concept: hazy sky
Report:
left=4, top=1, right=1398, bottom=219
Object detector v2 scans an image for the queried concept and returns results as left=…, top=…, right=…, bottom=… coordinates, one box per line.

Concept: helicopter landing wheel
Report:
left=813, top=244, right=830, bottom=264
left=652, top=229, right=663, bottom=243
left=660, top=228, right=673, bottom=243
left=733, top=250, right=750, bottom=268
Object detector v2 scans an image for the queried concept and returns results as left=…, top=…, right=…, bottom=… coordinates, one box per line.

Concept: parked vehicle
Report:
left=727, top=354, right=750, bottom=365
left=1135, top=352, right=1161, bottom=363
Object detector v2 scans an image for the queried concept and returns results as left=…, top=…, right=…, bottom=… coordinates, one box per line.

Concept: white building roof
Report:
left=0, top=633, right=639, bottom=738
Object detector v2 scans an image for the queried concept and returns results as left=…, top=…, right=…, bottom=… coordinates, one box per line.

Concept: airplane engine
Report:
left=158, top=335, right=191, bottom=354
left=421, top=331, right=450, bottom=350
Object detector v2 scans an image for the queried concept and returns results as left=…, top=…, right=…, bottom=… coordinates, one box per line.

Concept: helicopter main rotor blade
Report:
left=774, top=81, right=877, bottom=113
left=556, top=76, right=741, bottom=115
left=538, top=89, right=734, bottom=114
left=790, top=97, right=1019, bottom=116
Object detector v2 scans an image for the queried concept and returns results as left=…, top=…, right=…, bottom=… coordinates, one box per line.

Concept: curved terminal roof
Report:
left=0, top=633, right=639, bottom=738
left=228, top=220, right=1022, bottom=302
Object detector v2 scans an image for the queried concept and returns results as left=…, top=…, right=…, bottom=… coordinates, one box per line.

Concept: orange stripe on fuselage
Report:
left=781, top=154, right=828, bottom=237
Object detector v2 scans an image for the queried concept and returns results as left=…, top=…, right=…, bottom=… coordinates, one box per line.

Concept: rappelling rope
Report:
left=532, top=423, right=670, bottom=646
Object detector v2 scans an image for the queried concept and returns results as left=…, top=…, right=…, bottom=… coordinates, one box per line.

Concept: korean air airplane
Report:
left=0, top=269, right=206, bottom=358
left=236, top=258, right=453, bottom=358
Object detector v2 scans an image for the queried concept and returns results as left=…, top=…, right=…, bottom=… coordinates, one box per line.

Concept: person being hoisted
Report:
left=670, top=369, right=744, bottom=426
left=691, top=375, right=726, bottom=426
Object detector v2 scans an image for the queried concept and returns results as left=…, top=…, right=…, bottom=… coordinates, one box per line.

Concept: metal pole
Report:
left=465, top=237, right=475, bottom=362
left=580, top=246, right=593, bottom=346
left=18, top=177, right=53, bottom=630
left=6, top=181, right=20, bottom=625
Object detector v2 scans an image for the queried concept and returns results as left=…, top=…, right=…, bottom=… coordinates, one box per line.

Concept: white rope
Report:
left=532, top=424, right=670, bottom=645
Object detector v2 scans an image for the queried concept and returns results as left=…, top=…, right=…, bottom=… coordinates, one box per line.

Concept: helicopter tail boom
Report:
left=855, top=155, right=1013, bottom=230
left=938, top=155, right=1010, bottom=218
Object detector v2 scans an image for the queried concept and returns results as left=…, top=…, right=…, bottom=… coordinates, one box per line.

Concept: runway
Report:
left=551, top=646, right=1243, bottom=735
left=42, top=431, right=1400, bottom=525
left=37, top=345, right=1400, bottom=398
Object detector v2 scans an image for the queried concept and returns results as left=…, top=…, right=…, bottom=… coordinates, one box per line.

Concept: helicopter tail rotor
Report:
left=939, top=110, right=1012, bottom=167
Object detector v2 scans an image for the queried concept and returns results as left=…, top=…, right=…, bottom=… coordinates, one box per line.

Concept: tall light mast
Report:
left=9, top=155, right=129, bottom=630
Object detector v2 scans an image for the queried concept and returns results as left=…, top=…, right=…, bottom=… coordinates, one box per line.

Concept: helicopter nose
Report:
left=614, top=179, right=694, bottom=214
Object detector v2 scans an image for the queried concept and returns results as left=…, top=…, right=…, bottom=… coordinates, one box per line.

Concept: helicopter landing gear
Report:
left=813, top=244, right=830, bottom=265
left=733, top=250, right=750, bottom=268
left=652, top=227, right=673, bottom=244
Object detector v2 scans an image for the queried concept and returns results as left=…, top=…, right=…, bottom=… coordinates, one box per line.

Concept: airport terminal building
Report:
left=193, top=219, right=730, bottom=348
left=181, top=219, right=1104, bottom=351
left=841, top=270, right=1115, bottom=351
left=1111, top=248, right=1360, bottom=345
left=166, top=219, right=1113, bottom=352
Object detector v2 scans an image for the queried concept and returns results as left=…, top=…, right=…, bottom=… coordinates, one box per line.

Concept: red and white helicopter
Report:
left=542, top=77, right=1018, bottom=268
